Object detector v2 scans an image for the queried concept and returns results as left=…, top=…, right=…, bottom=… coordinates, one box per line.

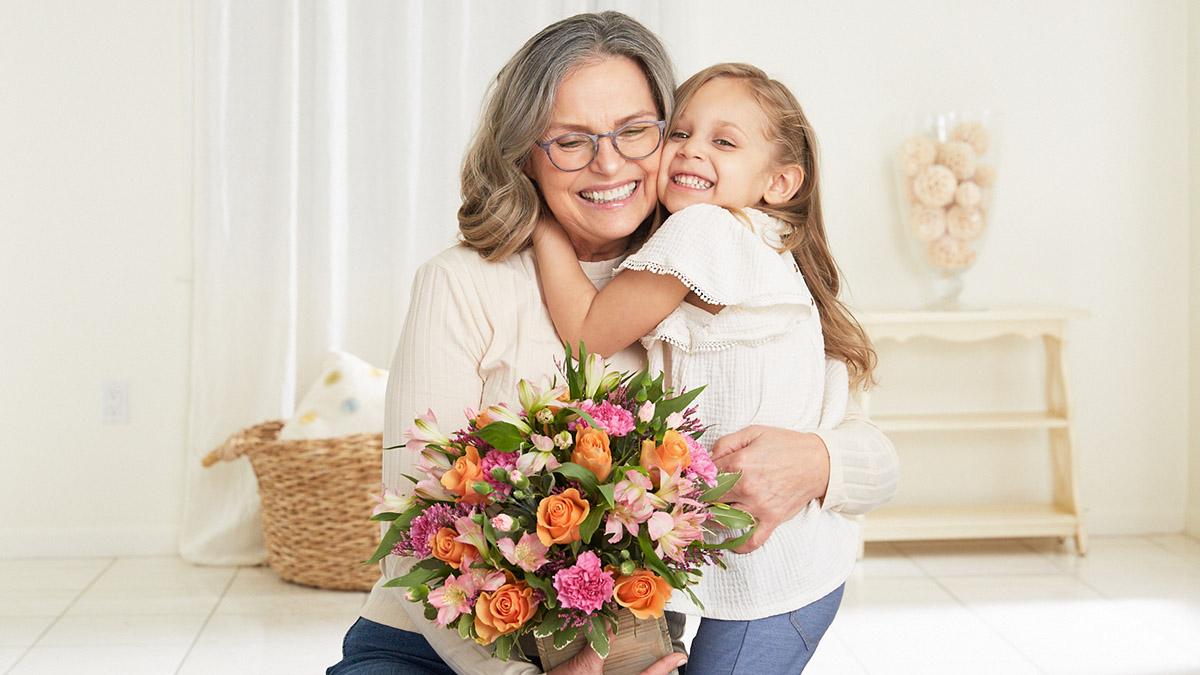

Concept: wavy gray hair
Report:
left=458, top=11, right=675, bottom=260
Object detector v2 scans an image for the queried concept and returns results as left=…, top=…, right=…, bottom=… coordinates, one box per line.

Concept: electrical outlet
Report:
left=102, top=380, right=129, bottom=425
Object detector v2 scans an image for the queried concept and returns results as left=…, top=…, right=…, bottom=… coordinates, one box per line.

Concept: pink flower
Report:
left=569, top=401, right=635, bottom=437
left=553, top=551, right=614, bottom=614
left=480, top=450, right=517, bottom=498
left=665, top=412, right=684, bottom=429
left=454, top=516, right=487, bottom=553
left=637, top=401, right=655, bottom=423
left=683, top=435, right=718, bottom=487
left=426, top=567, right=505, bottom=627
left=646, top=505, right=707, bottom=562
left=371, top=485, right=415, bottom=516
left=490, top=514, right=514, bottom=532
left=604, top=470, right=655, bottom=544
left=496, top=532, right=550, bottom=573
left=405, top=409, right=451, bottom=451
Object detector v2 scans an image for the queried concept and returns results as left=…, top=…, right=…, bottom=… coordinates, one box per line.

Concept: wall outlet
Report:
left=102, top=380, right=130, bottom=425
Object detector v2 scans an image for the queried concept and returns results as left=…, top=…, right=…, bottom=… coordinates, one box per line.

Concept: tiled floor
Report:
left=1, top=535, right=1198, bottom=674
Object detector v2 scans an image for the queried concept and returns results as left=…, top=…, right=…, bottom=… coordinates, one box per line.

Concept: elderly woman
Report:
left=329, top=11, right=897, bottom=675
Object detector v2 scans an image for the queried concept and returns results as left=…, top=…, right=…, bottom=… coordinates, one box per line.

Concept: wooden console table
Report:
left=856, top=307, right=1088, bottom=554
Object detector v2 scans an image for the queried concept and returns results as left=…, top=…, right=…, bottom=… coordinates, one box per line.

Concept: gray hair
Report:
left=458, top=11, right=675, bottom=260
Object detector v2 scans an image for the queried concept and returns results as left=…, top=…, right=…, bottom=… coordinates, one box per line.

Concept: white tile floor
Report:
left=1, top=535, right=1198, bottom=674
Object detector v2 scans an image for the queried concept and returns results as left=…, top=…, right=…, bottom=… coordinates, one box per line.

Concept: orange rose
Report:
left=473, top=581, right=537, bottom=645
left=571, top=427, right=612, bottom=481
left=440, top=445, right=487, bottom=505
left=640, top=430, right=691, bottom=480
left=535, top=488, right=590, bottom=546
left=430, top=527, right=476, bottom=570
left=612, top=568, right=673, bottom=620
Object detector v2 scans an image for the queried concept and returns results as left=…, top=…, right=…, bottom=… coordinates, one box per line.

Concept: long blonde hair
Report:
left=457, top=12, right=675, bottom=261
left=672, top=63, right=877, bottom=389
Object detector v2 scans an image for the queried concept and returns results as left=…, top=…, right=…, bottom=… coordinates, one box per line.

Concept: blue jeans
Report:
left=684, top=584, right=845, bottom=675
left=327, top=617, right=455, bottom=675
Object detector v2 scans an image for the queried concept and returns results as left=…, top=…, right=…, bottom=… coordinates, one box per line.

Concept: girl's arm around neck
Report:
left=532, top=218, right=690, bottom=357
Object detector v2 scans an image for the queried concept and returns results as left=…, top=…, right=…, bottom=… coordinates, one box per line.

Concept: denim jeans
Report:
left=327, top=617, right=455, bottom=675
left=684, top=584, right=845, bottom=675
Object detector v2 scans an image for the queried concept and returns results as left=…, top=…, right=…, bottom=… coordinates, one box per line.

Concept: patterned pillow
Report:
left=277, top=351, right=388, bottom=440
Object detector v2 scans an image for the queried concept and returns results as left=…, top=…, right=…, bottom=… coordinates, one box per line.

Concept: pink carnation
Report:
left=480, top=450, right=517, bottom=498
left=397, top=503, right=469, bottom=558
left=683, top=434, right=718, bottom=487
left=569, top=401, right=635, bottom=437
left=552, top=551, right=614, bottom=614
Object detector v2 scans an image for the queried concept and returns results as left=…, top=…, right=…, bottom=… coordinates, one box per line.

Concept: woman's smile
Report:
left=577, top=179, right=641, bottom=208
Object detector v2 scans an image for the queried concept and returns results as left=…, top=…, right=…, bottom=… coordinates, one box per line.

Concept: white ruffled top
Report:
left=619, top=203, right=857, bottom=620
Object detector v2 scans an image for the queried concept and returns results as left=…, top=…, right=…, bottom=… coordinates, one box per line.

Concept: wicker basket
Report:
left=201, top=420, right=382, bottom=591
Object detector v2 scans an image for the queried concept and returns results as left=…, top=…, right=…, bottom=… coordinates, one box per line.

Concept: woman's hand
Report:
left=549, top=646, right=687, bottom=675
left=711, top=425, right=831, bottom=554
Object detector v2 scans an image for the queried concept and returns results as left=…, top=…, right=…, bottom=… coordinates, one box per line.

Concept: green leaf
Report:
left=578, top=502, right=608, bottom=545
left=554, top=626, right=579, bottom=650
left=703, top=526, right=755, bottom=551
left=424, top=604, right=437, bottom=621
left=709, top=503, right=756, bottom=530
left=366, top=521, right=405, bottom=564
left=553, top=462, right=598, bottom=493
left=370, top=511, right=402, bottom=521
left=564, top=406, right=602, bottom=433
left=494, top=633, right=514, bottom=661
left=637, top=528, right=677, bottom=586
left=381, top=559, right=452, bottom=588
left=533, top=607, right=565, bottom=638
left=681, top=584, right=705, bottom=611
left=598, top=483, right=615, bottom=509
left=585, top=616, right=610, bottom=659
left=457, top=614, right=473, bottom=640
left=524, top=574, right=556, bottom=608
left=475, top=422, right=525, bottom=452
left=656, top=385, right=705, bottom=420
left=700, top=472, right=742, bottom=503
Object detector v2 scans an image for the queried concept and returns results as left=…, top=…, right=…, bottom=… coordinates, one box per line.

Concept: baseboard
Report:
left=1082, top=507, right=1186, bottom=536
left=0, top=526, right=178, bottom=558
left=1187, top=506, right=1200, bottom=538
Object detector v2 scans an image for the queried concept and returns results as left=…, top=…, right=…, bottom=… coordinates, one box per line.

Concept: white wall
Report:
left=0, top=1, right=192, bottom=555
left=1, top=1, right=1194, bottom=557
left=1189, top=0, right=1200, bottom=538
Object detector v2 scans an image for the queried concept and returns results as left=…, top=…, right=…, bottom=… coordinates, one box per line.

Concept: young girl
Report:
left=532, top=63, right=876, bottom=672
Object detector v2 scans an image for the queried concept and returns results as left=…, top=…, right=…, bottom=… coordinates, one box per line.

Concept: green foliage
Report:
left=585, top=616, right=610, bottom=659
left=366, top=520, right=406, bottom=565
left=475, top=422, right=525, bottom=452
left=381, top=559, right=452, bottom=588
left=699, top=472, right=742, bottom=502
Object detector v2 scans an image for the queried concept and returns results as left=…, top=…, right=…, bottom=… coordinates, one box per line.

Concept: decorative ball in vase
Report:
left=895, top=112, right=998, bottom=309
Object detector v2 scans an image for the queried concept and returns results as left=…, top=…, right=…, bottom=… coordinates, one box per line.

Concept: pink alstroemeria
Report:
left=414, top=476, right=453, bottom=501
left=405, top=409, right=451, bottom=452
left=517, top=379, right=568, bottom=416
left=427, top=572, right=477, bottom=626
left=372, top=485, right=415, bottom=516
left=604, top=470, right=655, bottom=543
left=516, top=437, right=560, bottom=476
left=454, top=516, right=487, bottom=554
left=496, top=532, right=549, bottom=573
left=651, top=468, right=697, bottom=506
left=637, top=401, right=655, bottom=423
left=646, top=505, right=707, bottom=562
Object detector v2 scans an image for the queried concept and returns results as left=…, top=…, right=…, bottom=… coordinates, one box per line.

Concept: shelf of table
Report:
left=872, top=411, right=1070, bottom=433
left=860, top=503, right=1078, bottom=542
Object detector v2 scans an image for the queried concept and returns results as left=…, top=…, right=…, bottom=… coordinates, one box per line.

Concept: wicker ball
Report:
left=909, top=204, right=947, bottom=242
left=913, top=164, right=957, bottom=207
left=936, top=141, right=977, bottom=180
left=973, top=164, right=996, bottom=188
left=949, top=120, right=990, bottom=155
left=927, top=236, right=977, bottom=270
left=902, top=135, right=938, bottom=167
left=947, top=205, right=986, bottom=240
left=954, top=181, right=982, bottom=208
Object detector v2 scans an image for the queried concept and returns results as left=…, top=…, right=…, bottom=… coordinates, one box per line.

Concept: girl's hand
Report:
left=532, top=212, right=570, bottom=248
left=710, top=425, right=831, bottom=554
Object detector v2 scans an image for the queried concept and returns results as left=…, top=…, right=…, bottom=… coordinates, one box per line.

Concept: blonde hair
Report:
left=672, top=63, right=878, bottom=389
left=458, top=12, right=675, bottom=261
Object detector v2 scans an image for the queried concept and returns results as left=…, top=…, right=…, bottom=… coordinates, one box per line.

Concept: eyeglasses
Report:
left=536, top=120, right=666, bottom=172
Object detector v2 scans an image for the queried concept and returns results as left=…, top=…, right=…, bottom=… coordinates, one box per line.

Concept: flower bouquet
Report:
left=368, top=346, right=755, bottom=672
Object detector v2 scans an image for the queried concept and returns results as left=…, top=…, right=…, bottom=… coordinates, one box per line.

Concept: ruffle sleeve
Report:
left=618, top=204, right=816, bottom=352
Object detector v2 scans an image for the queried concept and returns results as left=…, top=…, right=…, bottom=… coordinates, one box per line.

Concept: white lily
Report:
left=404, top=409, right=451, bottom=451
left=483, top=404, right=532, bottom=434
left=582, top=353, right=607, bottom=398
left=517, top=379, right=568, bottom=416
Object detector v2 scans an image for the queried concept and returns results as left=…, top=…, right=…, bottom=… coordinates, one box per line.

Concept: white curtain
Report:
left=180, top=0, right=666, bottom=564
